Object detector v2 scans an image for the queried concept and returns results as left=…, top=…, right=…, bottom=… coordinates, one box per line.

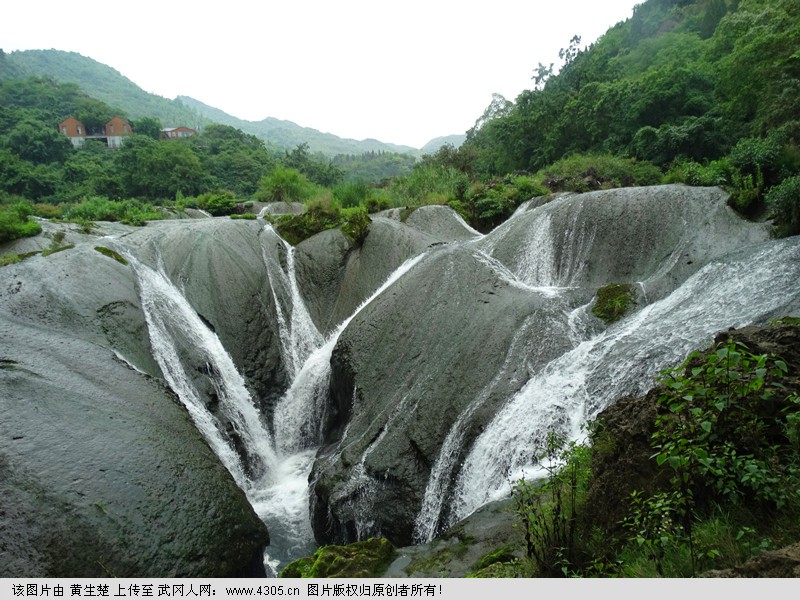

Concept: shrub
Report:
left=333, top=180, right=371, bottom=208
left=197, top=191, right=237, bottom=216
left=0, top=202, right=42, bottom=244
left=341, top=206, right=371, bottom=246
left=513, top=432, right=591, bottom=576
left=536, top=154, right=662, bottom=193
left=255, top=166, right=315, bottom=204
left=63, top=197, right=162, bottom=225
left=665, top=158, right=734, bottom=187
left=275, top=197, right=343, bottom=245
left=627, top=339, right=800, bottom=575
left=729, top=135, right=784, bottom=181
left=230, top=213, right=257, bottom=220
left=765, top=175, right=800, bottom=237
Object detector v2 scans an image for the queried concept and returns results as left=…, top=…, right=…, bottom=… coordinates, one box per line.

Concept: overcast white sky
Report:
left=3, top=1, right=641, bottom=148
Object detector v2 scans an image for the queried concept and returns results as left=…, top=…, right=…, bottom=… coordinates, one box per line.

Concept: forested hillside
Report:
left=0, top=49, right=422, bottom=157
left=0, top=49, right=209, bottom=130
left=413, top=0, right=799, bottom=235
left=177, top=95, right=420, bottom=157
left=2, top=0, right=798, bottom=251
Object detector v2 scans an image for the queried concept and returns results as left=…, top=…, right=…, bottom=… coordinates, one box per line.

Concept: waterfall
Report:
left=412, top=315, right=539, bottom=543
left=124, top=252, right=278, bottom=489
left=272, top=252, right=428, bottom=454
left=450, top=238, right=800, bottom=522
left=259, top=249, right=427, bottom=569
left=261, top=224, right=323, bottom=378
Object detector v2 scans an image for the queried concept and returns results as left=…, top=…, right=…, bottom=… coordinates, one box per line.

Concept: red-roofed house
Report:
left=58, top=116, right=133, bottom=148
left=161, top=126, right=197, bottom=139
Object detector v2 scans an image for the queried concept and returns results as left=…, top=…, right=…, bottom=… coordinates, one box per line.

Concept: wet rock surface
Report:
left=0, top=241, right=269, bottom=576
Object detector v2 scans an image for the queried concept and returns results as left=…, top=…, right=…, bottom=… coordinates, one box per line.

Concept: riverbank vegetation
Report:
left=506, top=330, right=800, bottom=577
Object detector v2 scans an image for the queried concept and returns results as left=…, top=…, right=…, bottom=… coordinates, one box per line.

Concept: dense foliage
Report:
left=2, top=0, right=799, bottom=247
left=411, top=0, right=800, bottom=234
left=509, top=335, right=800, bottom=578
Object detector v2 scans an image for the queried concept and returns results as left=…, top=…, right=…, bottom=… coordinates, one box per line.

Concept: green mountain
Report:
left=176, top=95, right=419, bottom=157
left=419, top=134, right=467, bottom=156
left=1, top=49, right=209, bottom=130
left=0, top=49, right=429, bottom=156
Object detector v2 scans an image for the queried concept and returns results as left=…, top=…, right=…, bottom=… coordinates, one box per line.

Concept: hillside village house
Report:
left=59, top=116, right=132, bottom=148
left=161, top=126, right=197, bottom=139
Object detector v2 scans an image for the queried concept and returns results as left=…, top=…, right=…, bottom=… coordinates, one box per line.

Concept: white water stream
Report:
left=120, top=199, right=800, bottom=571
left=123, top=236, right=427, bottom=574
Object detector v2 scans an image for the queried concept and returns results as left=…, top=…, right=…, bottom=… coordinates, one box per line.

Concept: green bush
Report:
left=765, top=175, right=800, bottom=237
left=0, top=202, right=42, bottom=244
left=729, top=135, right=784, bottom=181
left=450, top=175, right=550, bottom=233
left=513, top=432, right=591, bottom=576
left=197, top=191, right=237, bottom=216
left=255, top=166, right=315, bottom=204
left=665, top=158, right=734, bottom=187
left=333, top=180, right=371, bottom=208
left=275, top=197, right=342, bottom=245
left=536, top=154, right=663, bottom=193
left=230, top=213, right=257, bottom=220
left=341, top=206, right=371, bottom=246
left=627, top=339, right=800, bottom=576
left=63, top=197, right=162, bottom=225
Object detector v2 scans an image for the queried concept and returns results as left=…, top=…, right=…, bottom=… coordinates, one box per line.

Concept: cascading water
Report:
left=449, top=238, right=800, bottom=523
left=115, top=190, right=799, bottom=570
left=272, top=252, right=428, bottom=455
left=124, top=251, right=278, bottom=489
left=261, top=224, right=323, bottom=378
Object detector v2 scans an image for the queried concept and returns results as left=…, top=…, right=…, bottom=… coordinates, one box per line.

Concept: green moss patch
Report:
left=41, top=244, right=75, bottom=257
left=280, top=538, right=395, bottom=578
left=592, top=283, right=636, bottom=323
left=94, top=246, right=129, bottom=265
left=470, top=546, right=517, bottom=573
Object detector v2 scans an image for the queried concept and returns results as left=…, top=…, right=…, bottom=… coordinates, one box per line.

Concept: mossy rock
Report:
left=404, top=535, right=473, bottom=576
left=770, top=316, right=800, bottom=326
left=592, top=283, right=636, bottom=323
left=470, top=546, right=517, bottom=573
left=399, top=206, right=418, bottom=222
left=467, top=560, right=520, bottom=578
left=279, top=538, right=395, bottom=578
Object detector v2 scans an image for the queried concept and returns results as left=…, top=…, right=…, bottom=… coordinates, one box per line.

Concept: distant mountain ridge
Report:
left=175, top=95, right=421, bottom=156
left=0, top=49, right=458, bottom=156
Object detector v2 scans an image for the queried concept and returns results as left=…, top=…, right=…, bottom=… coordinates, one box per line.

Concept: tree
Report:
left=133, top=116, right=163, bottom=140
left=2, top=116, right=73, bottom=164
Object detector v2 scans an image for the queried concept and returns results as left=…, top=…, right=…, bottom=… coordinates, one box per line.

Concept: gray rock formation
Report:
left=308, top=185, right=798, bottom=547
left=0, top=242, right=269, bottom=576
